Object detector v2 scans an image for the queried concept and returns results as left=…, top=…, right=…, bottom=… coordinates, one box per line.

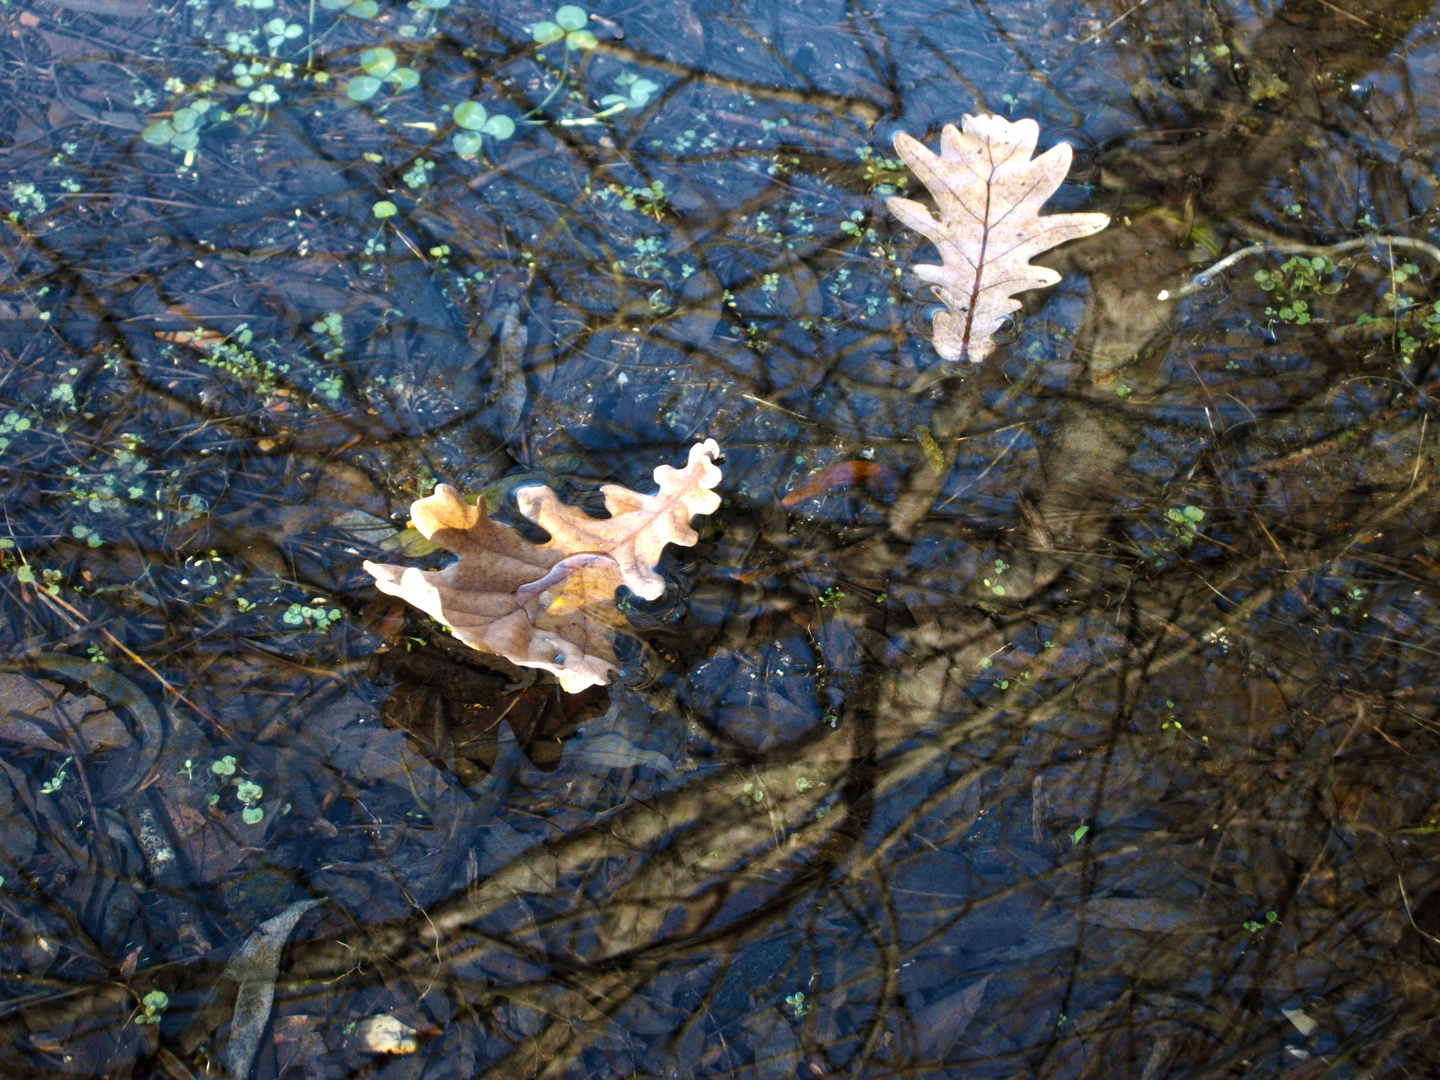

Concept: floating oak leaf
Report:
left=516, top=439, right=723, bottom=601
left=363, top=442, right=722, bottom=691
left=517, top=553, right=627, bottom=688
left=363, top=486, right=617, bottom=692
left=886, top=114, right=1109, bottom=363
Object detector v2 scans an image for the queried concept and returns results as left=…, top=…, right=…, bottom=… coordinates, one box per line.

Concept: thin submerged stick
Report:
left=97, top=628, right=234, bottom=741
left=1160, top=235, right=1440, bottom=300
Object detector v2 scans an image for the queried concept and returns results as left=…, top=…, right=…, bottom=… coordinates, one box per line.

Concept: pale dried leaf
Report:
left=364, top=443, right=721, bottom=690
left=363, top=487, right=618, bottom=692
left=887, top=114, right=1109, bottom=362
left=1282, top=1007, right=1317, bottom=1037
left=515, top=439, right=723, bottom=601
left=356, top=1014, right=418, bottom=1054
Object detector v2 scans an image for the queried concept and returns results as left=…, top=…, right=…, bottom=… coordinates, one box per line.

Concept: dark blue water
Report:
left=2, top=0, right=1440, bottom=1076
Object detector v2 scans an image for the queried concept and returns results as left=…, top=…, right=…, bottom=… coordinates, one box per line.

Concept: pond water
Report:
left=2, top=0, right=1440, bottom=1076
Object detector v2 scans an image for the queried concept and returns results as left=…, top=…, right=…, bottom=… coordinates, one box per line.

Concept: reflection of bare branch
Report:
left=596, top=42, right=882, bottom=123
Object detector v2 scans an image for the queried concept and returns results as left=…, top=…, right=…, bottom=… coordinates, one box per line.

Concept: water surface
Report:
left=2, top=0, right=1440, bottom=1077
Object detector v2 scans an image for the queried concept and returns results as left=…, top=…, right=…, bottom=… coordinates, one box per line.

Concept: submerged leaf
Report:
left=344, top=75, right=381, bottom=102
left=359, top=47, right=396, bottom=78
left=453, top=100, right=488, bottom=130
left=886, top=114, right=1108, bottom=362
left=219, top=899, right=324, bottom=1079
left=356, top=1014, right=419, bottom=1053
left=780, top=459, right=898, bottom=508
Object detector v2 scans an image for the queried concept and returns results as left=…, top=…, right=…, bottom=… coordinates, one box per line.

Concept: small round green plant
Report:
left=39, top=757, right=72, bottom=795
left=345, top=75, right=382, bottom=102
left=283, top=599, right=344, bottom=630
left=600, top=73, right=660, bottom=112
left=1164, top=505, right=1205, bottom=549
left=361, top=47, right=396, bottom=77
left=134, top=990, right=169, bottom=1025
left=342, top=47, right=420, bottom=102
left=402, top=159, right=434, bottom=188
left=236, top=779, right=265, bottom=824
left=531, top=5, right=597, bottom=49
left=451, top=100, right=515, bottom=154
left=141, top=98, right=213, bottom=155
left=264, top=17, right=304, bottom=52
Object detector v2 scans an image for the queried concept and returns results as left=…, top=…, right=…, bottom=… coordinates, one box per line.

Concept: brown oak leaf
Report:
left=515, top=438, right=723, bottom=601
left=363, top=441, right=722, bottom=691
left=886, top=114, right=1109, bottom=363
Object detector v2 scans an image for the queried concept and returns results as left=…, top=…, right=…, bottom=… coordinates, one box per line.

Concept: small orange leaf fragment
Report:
left=780, top=460, right=898, bottom=508
left=155, top=328, right=226, bottom=353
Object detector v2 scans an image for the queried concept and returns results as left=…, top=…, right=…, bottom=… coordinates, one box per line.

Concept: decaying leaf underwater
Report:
left=364, top=440, right=722, bottom=692
left=887, top=113, right=1110, bottom=362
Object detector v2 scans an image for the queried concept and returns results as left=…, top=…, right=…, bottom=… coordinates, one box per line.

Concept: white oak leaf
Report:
left=515, top=439, right=722, bottom=601
left=363, top=485, right=619, bottom=692
left=886, top=114, right=1109, bottom=363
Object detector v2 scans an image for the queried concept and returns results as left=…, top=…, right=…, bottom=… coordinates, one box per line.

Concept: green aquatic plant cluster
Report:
left=133, top=991, right=169, bottom=1026
left=856, top=145, right=908, bottom=193
left=1362, top=261, right=1440, bottom=365
left=606, top=179, right=667, bottom=220
left=209, top=755, right=267, bottom=824
left=1165, top=505, right=1205, bottom=549
left=261, top=15, right=305, bottom=53
left=139, top=60, right=313, bottom=163
left=312, top=312, right=345, bottom=360
left=1129, top=505, right=1209, bottom=570
left=344, top=47, right=420, bottom=101
left=1253, top=255, right=1341, bottom=326
left=338, top=46, right=516, bottom=153
left=284, top=599, right=343, bottom=632
left=6, top=182, right=46, bottom=221
left=141, top=98, right=214, bottom=155
left=1392, top=299, right=1440, bottom=364
left=0, top=410, right=32, bottom=454
left=599, top=72, right=661, bottom=113
left=1242, top=910, right=1281, bottom=934
left=402, top=158, right=434, bottom=188
left=38, top=756, right=71, bottom=795
left=193, top=335, right=288, bottom=400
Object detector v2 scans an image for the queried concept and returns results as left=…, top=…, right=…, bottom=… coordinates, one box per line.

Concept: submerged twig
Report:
left=1162, top=236, right=1440, bottom=300
left=97, top=628, right=232, bottom=740
left=1398, top=874, right=1440, bottom=947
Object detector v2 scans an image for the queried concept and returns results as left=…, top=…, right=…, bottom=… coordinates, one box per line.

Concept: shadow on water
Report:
left=3, top=0, right=1440, bottom=1076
